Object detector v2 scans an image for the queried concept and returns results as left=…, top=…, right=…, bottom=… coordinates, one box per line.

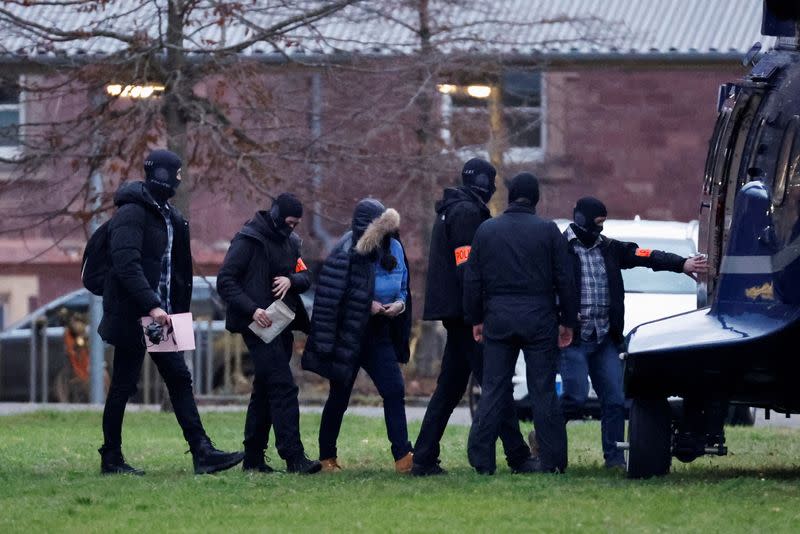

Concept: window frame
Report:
left=439, top=70, right=546, bottom=164
left=0, top=75, right=24, bottom=160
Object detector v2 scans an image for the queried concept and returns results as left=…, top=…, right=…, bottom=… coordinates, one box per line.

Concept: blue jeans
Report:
left=318, top=319, right=412, bottom=461
left=560, top=336, right=625, bottom=466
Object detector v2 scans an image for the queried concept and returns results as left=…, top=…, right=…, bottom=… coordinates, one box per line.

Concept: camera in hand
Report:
left=145, top=321, right=164, bottom=345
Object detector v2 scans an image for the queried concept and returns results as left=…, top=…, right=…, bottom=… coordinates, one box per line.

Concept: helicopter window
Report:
left=772, top=116, right=799, bottom=207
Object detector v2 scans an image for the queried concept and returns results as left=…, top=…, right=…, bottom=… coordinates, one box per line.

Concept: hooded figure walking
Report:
left=411, top=158, right=534, bottom=476
left=464, top=173, right=577, bottom=475
left=302, top=199, right=414, bottom=474
left=98, top=149, right=244, bottom=476
left=217, top=193, right=321, bottom=475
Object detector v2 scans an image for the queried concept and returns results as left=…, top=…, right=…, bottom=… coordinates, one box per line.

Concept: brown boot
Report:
left=320, top=457, right=342, bottom=473
left=395, top=452, right=413, bottom=474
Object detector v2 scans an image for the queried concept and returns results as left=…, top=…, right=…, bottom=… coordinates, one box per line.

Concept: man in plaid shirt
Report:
left=558, top=197, right=707, bottom=470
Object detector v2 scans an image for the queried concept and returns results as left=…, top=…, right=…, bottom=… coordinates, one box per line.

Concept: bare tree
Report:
left=0, top=0, right=603, bottom=380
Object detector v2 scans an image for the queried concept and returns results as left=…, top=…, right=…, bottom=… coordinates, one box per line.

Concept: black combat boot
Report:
left=242, top=449, right=275, bottom=473
left=98, top=445, right=145, bottom=476
left=190, top=439, right=245, bottom=475
left=286, top=453, right=322, bottom=475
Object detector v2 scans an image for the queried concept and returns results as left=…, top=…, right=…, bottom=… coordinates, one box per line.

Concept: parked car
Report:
left=0, top=275, right=313, bottom=403
left=469, top=217, right=703, bottom=422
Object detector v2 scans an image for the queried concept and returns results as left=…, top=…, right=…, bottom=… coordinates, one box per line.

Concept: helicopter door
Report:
left=699, top=89, right=763, bottom=304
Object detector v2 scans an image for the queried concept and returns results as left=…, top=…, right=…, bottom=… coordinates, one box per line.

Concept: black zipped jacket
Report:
left=98, top=182, right=193, bottom=348
left=564, top=226, right=687, bottom=345
left=216, top=211, right=311, bottom=336
left=423, top=186, right=491, bottom=321
left=463, top=203, right=577, bottom=342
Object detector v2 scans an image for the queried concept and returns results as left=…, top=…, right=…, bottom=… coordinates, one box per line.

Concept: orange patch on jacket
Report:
left=635, top=248, right=652, bottom=257
left=454, top=246, right=471, bottom=266
left=295, top=258, right=308, bottom=272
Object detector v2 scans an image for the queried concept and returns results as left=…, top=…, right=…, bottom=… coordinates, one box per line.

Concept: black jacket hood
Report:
left=435, top=186, right=489, bottom=216
left=114, top=181, right=161, bottom=210
left=241, top=210, right=300, bottom=245
left=351, top=199, right=386, bottom=243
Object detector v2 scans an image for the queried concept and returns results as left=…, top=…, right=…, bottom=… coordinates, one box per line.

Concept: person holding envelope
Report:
left=98, top=149, right=244, bottom=476
left=217, top=193, right=321, bottom=475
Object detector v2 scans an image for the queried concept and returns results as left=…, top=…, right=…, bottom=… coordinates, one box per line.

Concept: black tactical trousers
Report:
left=241, top=331, right=305, bottom=461
left=102, top=346, right=207, bottom=449
left=413, top=319, right=530, bottom=468
left=467, top=335, right=567, bottom=474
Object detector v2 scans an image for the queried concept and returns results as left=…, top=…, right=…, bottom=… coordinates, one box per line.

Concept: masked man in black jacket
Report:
left=98, top=149, right=244, bottom=476
left=558, top=197, right=707, bottom=469
left=464, top=173, right=577, bottom=475
left=217, top=194, right=320, bottom=475
left=411, top=159, right=533, bottom=476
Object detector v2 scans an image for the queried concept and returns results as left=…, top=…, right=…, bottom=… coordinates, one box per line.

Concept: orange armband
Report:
left=454, top=246, right=471, bottom=266
left=635, top=248, right=652, bottom=257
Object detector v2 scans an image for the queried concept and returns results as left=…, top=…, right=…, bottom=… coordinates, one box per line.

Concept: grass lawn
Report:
left=1, top=411, right=800, bottom=533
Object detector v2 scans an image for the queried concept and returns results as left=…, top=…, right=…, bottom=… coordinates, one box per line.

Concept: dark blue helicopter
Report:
left=622, top=0, right=800, bottom=479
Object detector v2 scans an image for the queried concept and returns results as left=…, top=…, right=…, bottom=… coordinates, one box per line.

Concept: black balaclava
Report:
left=269, top=193, right=303, bottom=238
left=144, top=149, right=182, bottom=204
left=507, top=172, right=540, bottom=207
left=461, top=158, right=497, bottom=203
left=572, top=196, right=608, bottom=247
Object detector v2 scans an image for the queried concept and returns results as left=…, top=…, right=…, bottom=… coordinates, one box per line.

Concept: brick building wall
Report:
left=0, top=60, right=749, bottom=322
left=529, top=64, right=747, bottom=221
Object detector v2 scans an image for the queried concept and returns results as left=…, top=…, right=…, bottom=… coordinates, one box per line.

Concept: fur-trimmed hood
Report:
left=355, top=208, right=400, bottom=255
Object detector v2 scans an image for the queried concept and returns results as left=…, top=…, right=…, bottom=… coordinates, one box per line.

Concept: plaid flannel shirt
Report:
left=157, top=203, right=174, bottom=314
left=565, top=226, right=609, bottom=342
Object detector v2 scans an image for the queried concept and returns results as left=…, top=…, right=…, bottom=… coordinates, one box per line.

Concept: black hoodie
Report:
left=423, top=186, right=491, bottom=321
left=98, top=181, right=193, bottom=348
left=217, top=211, right=311, bottom=336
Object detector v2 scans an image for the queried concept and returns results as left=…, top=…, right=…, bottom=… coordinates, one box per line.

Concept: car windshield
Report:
left=617, top=237, right=697, bottom=294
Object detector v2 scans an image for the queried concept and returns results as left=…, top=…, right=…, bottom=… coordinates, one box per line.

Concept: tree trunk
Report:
left=164, top=0, right=191, bottom=217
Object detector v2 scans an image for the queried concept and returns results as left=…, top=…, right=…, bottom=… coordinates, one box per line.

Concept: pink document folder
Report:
left=139, top=312, right=196, bottom=352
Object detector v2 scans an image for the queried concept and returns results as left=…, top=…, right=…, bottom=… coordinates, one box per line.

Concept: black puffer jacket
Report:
left=564, top=225, right=687, bottom=345
left=216, top=211, right=311, bottom=335
left=302, top=202, right=412, bottom=383
left=423, top=186, right=490, bottom=321
left=98, top=182, right=193, bottom=348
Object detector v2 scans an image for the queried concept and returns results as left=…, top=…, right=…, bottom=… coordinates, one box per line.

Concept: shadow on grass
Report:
left=665, top=464, right=800, bottom=482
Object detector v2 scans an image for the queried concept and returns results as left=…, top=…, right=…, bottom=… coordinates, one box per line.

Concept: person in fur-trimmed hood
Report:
left=302, top=198, right=414, bottom=474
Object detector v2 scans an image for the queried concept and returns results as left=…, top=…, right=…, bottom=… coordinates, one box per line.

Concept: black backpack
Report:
left=81, top=220, right=112, bottom=296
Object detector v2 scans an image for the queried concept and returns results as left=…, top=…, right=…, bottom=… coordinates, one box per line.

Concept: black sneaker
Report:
left=242, top=450, right=275, bottom=474
left=286, top=454, right=322, bottom=475
left=98, top=445, right=145, bottom=476
left=410, top=462, right=446, bottom=477
left=191, top=439, right=245, bottom=475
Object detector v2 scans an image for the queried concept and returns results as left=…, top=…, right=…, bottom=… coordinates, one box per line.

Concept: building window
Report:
left=438, top=69, right=544, bottom=163
left=0, top=80, right=22, bottom=158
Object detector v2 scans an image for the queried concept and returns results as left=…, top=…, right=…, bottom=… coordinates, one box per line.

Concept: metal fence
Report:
left=0, top=316, right=251, bottom=404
